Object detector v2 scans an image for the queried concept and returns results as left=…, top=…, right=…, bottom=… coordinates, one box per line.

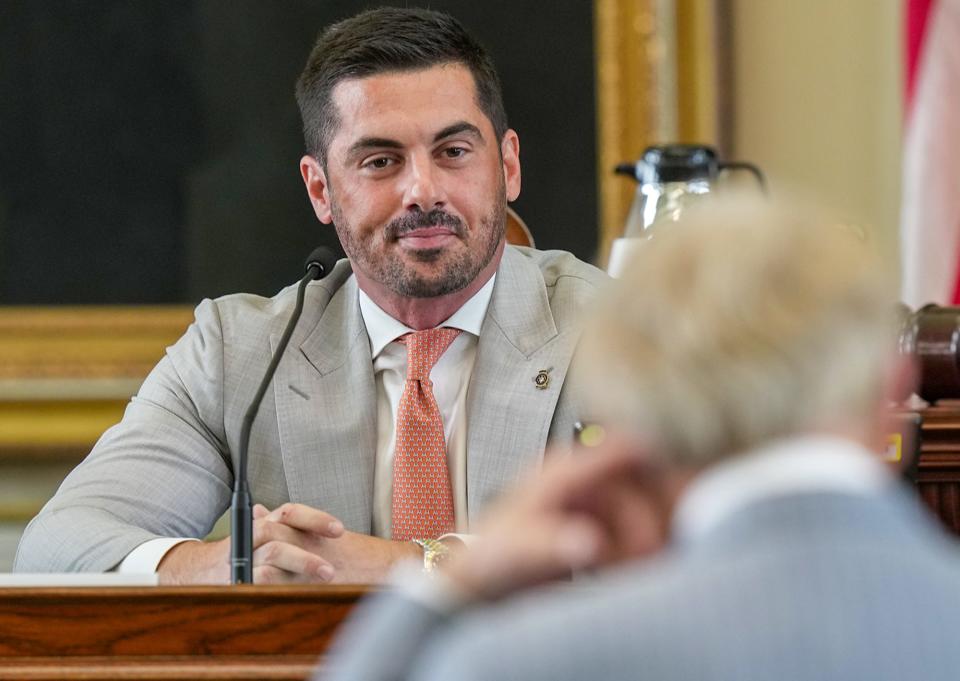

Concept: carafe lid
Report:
left=637, top=144, right=718, bottom=184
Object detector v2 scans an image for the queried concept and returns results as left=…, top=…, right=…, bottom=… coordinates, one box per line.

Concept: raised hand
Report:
left=443, top=435, right=670, bottom=602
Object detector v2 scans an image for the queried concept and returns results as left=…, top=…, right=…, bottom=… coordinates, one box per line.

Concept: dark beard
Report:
left=377, top=220, right=501, bottom=298
left=331, top=188, right=506, bottom=299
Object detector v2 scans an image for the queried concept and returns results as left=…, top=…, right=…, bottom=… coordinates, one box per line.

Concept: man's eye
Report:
left=444, top=147, right=467, bottom=159
left=368, top=157, right=392, bottom=169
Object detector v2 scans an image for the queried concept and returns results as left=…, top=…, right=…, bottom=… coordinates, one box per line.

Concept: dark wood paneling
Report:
left=917, top=400, right=960, bottom=535
left=916, top=403, right=960, bottom=535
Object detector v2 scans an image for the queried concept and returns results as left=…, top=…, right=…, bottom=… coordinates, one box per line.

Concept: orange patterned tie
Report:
left=391, top=327, right=462, bottom=541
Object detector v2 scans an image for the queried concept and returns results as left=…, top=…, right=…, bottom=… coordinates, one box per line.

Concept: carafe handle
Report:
left=718, top=161, right=767, bottom=193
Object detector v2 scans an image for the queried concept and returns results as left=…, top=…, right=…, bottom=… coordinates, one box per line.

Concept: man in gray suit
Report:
left=15, top=8, right=605, bottom=583
left=321, top=197, right=960, bottom=681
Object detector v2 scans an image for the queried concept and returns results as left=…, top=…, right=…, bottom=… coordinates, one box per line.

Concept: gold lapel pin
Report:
left=534, top=367, right=553, bottom=390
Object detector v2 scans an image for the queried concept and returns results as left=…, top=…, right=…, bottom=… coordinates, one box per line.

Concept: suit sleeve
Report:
left=320, top=587, right=455, bottom=681
left=321, top=581, right=623, bottom=681
left=319, top=585, right=570, bottom=681
left=14, top=299, right=234, bottom=572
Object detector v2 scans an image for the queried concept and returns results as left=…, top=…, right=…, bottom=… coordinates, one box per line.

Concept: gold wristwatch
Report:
left=411, top=538, right=451, bottom=573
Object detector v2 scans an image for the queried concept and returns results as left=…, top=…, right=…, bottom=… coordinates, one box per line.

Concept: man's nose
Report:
left=402, top=153, right=446, bottom=212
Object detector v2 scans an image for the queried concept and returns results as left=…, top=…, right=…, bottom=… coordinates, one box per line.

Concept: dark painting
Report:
left=0, top=1, right=597, bottom=304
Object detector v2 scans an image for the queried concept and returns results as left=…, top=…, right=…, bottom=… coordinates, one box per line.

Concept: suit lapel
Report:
left=465, top=247, right=579, bottom=523
left=272, top=276, right=378, bottom=533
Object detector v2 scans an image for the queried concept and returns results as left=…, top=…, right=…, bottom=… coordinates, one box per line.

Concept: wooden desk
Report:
left=0, top=585, right=365, bottom=680
left=916, top=403, right=960, bottom=534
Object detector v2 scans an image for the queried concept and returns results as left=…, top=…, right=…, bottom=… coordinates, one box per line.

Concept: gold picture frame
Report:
left=594, top=0, right=720, bottom=263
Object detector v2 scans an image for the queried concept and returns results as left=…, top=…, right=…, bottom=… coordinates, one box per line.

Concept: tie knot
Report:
left=400, top=327, right=462, bottom=381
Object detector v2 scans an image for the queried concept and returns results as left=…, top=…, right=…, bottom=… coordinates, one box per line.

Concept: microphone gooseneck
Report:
left=231, top=246, right=337, bottom=584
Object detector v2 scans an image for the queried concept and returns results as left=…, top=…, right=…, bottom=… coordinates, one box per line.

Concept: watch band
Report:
left=411, top=538, right=450, bottom=573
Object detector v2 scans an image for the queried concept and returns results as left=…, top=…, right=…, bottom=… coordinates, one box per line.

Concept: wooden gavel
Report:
left=899, top=304, right=960, bottom=402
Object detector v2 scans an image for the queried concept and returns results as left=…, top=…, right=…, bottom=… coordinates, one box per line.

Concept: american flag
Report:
left=901, top=0, right=960, bottom=306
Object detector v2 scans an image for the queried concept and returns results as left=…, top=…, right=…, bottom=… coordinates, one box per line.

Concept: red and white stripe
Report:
left=901, top=0, right=960, bottom=307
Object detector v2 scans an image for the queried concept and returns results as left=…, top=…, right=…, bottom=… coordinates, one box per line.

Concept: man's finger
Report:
left=253, top=540, right=335, bottom=582
left=535, top=437, right=651, bottom=506
left=253, top=515, right=309, bottom=549
left=266, top=502, right=345, bottom=537
left=253, top=564, right=297, bottom=585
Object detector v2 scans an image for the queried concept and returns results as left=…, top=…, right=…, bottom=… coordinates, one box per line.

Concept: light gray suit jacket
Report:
left=322, top=486, right=960, bottom=681
left=15, top=246, right=607, bottom=572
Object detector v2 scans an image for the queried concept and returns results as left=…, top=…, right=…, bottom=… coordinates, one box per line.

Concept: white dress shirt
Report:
left=672, top=435, right=893, bottom=545
left=361, top=275, right=495, bottom=538
left=119, top=274, right=495, bottom=573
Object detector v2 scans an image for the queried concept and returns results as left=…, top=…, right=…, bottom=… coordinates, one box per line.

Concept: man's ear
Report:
left=300, top=155, right=334, bottom=224
left=501, top=129, right=521, bottom=202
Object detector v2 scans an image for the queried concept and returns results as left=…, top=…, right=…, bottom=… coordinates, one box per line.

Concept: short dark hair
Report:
left=295, top=7, right=508, bottom=163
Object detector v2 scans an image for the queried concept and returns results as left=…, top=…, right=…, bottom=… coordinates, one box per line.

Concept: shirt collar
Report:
left=672, top=435, right=893, bottom=545
left=357, top=274, right=496, bottom=359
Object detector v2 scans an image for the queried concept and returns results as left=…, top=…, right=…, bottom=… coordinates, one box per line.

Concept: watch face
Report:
left=429, top=547, right=450, bottom=569
left=416, top=538, right=451, bottom=572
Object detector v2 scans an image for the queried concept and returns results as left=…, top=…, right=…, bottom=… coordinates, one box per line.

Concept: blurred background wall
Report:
left=728, top=0, right=902, bottom=264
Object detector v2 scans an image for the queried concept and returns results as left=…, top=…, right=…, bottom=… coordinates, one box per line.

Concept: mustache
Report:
left=384, top=209, right=465, bottom=240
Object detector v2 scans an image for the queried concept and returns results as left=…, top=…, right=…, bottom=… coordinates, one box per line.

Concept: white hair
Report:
left=578, top=196, right=897, bottom=467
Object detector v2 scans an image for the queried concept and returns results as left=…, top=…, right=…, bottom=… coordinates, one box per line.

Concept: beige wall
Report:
left=729, top=0, right=902, bottom=264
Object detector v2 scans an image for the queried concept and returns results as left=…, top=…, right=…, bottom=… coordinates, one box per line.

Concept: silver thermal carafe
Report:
left=608, top=145, right=765, bottom=276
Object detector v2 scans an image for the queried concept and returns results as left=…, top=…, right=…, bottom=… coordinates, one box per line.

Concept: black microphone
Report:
left=231, top=246, right=338, bottom=584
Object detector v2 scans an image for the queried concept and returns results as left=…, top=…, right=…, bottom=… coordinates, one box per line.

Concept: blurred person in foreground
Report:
left=321, top=197, right=960, bottom=681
